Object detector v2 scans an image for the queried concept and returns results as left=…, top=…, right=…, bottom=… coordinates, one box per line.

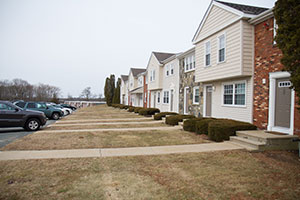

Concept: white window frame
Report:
left=165, top=65, right=169, bottom=77
left=163, top=91, right=169, bottom=104
left=170, top=64, right=174, bottom=75
left=193, top=86, right=200, bottom=105
left=217, top=33, right=226, bottom=64
left=222, top=81, right=247, bottom=107
left=184, top=54, right=195, bottom=73
left=205, top=41, right=211, bottom=67
left=157, top=91, right=161, bottom=104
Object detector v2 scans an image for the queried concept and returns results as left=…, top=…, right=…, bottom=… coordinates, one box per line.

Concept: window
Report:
left=163, top=91, right=169, bottom=104
left=223, top=82, right=246, bottom=106
left=165, top=65, right=169, bottom=77
left=16, top=102, right=26, bottom=108
left=150, top=70, right=155, bottom=82
left=193, top=87, right=200, bottom=104
left=184, top=54, right=195, bottom=72
left=170, top=64, right=174, bottom=75
left=0, top=103, right=14, bottom=110
left=157, top=92, right=160, bottom=103
left=138, top=76, right=143, bottom=86
left=218, top=34, right=226, bottom=63
left=205, top=41, right=211, bottom=66
left=234, top=83, right=246, bottom=105
left=27, top=103, right=36, bottom=109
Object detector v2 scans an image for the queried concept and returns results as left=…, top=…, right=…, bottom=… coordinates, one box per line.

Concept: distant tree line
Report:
left=0, top=78, right=61, bottom=103
left=104, top=74, right=120, bottom=106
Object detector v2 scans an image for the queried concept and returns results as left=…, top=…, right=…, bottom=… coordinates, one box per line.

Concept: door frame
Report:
left=183, top=87, right=189, bottom=114
left=268, top=71, right=294, bottom=135
left=203, top=84, right=213, bottom=117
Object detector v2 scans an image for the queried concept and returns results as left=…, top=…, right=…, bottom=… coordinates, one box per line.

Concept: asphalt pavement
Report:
left=0, top=120, right=56, bottom=148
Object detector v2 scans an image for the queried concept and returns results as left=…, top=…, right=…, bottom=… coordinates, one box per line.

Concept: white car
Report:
left=46, top=103, right=72, bottom=116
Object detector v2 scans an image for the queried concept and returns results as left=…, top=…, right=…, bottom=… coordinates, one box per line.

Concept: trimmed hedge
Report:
left=208, top=119, right=257, bottom=142
left=195, top=118, right=217, bottom=135
left=154, top=112, right=178, bottom=120
left=138, top=108, right=160, bottom=116
left=165, top=115, right=195, bottom=126
left=128, top=106, right=135, bottom=112
left=134, top=107, right=144, bottom=113
left=183, top=118, right=205, bottom=132
left=111, top=104, right=129, bottom=109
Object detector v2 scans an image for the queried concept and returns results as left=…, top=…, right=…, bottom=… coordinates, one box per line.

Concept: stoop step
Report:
left=230, top=136, right=266, bottom=151
left=236, top=130, right=267, bottom=143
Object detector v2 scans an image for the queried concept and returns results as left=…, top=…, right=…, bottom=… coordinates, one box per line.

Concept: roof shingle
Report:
left=153, top=52, right=176, bottom=63
left=131, top=68, right=146, bottom=77
left=216, top=1, right=268, bottom=15
left=121, top=75, right=128, bottom=81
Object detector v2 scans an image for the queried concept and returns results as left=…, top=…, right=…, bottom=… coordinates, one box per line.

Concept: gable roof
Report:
left=216, top=1, right=268, bottom=15
left=192, top=0, right=269, bottom=43
left=130, top=68, right=146, bottom=77
left=153, top=52, right=176, bottom=63
left=120, top=75, right=128, bottom=82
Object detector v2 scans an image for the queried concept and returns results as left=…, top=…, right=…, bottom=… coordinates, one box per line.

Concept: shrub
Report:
left=208, top=119, right=257, bottom=142
left=183, top=118, right=205, bottom=132
left=122, top=105, right=129, bottom=110
left=128, top=106, right=135, bottom=112
left=138, top=108, right=160, bottom=116
left=154, top=112, right=178, bottom=120
left=134, top=107, right=144, bottom=113
left=165, top=115, right=195, bottom=126
left=195, top=118, right=217, bottom=135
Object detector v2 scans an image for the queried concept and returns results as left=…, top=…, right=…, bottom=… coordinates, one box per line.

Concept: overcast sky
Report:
left=0, top=0, right=276, bottom=97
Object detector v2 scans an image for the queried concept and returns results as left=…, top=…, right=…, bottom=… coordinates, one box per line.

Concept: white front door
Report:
left=268, top=72, right=294, bottom=135
left=184, top=87, right=189, bottom=114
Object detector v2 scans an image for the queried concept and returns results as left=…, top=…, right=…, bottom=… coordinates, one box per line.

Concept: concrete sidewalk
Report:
left=49, top=121, right=164, bottom=127
left=56, top=118, right=151, bottom=123
left=38, top=126, right=180, bottom=133
left=0, top=142, right=243, bottom=161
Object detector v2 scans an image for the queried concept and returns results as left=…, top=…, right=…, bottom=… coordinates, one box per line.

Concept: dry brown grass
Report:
left=46, top=122, right=167, bottom=130
left=1, top=151, right=300, bottom=200
left=1, top=129, right=208, bottom=150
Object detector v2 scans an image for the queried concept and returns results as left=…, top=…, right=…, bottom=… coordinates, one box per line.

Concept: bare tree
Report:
left=80, top=87, right=92, bottom=100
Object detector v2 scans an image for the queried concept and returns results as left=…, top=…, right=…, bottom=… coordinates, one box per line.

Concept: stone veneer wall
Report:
left=179, top=61, right=203, bottom=117
left=253, top=17, right=300, bottom=135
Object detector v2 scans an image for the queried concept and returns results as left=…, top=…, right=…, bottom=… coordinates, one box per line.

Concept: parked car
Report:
left=60, top=104, right=77, bottom=111
left=46, top=103, right=72, bottom=115
left=0, top=101, right=47, bottom=131
left=14, top=101, right=64, bottom=120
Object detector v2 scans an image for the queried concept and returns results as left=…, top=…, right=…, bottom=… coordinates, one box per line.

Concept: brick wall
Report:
left=253, top=17, right=300, bottom=136
left=143, top=75, right=148, bottom=108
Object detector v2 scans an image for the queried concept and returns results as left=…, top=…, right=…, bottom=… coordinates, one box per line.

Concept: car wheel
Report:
left=52, top=112, right=60, bottom=120
left=66, top=110, right=70, bottom=115
left=25, top=118, right=41, bottom=131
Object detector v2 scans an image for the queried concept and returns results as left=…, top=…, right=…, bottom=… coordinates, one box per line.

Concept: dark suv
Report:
left=14, top=101, right=64, bottom=120
left=0, top=101, right=47, bottom=131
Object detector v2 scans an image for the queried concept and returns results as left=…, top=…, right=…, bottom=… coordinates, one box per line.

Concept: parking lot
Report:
left=0, top=120, right=56, bottom=148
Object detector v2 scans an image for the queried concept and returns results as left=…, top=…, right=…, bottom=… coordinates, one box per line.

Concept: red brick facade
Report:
left=253, top=17, right=300, bottom=136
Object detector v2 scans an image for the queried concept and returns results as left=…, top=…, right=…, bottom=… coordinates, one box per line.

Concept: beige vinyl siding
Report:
left=147, top=54, right=161, bottom=90
left=195, top=5, right=239, bottom=42
left=242, top=20, right=254, bottom=75
left=210, top=77, right=253, bottom=123
left=195, top=21, right=241, bottom=82
left=161, top=59, right=180, bottom=113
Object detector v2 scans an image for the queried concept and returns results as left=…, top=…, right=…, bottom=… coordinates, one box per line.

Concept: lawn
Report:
left=1, top=129, right=209, bottom=150
left=0, top=150, right=299, bottom=200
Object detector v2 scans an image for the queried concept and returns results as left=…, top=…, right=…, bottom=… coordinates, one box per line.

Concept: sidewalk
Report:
left=0, top=142, right=243, bottom=161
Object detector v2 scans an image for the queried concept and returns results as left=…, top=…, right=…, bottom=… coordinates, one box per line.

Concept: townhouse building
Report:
left=146, top=52, right=175, bottom=109
left=178, top=47, right=203, bottom=117
left=249, top=9, right=300, bottom=136
left=128, top=68, right=146, bottom=107
left=160, top=54, right=180, bottom=113
left=192, top=0, right=268, bottom=123
left=120, top=75, right=129, bottom=105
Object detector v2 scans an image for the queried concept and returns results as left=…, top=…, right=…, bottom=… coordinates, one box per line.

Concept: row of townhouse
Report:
left=120, top=0, right=300, bottom=136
